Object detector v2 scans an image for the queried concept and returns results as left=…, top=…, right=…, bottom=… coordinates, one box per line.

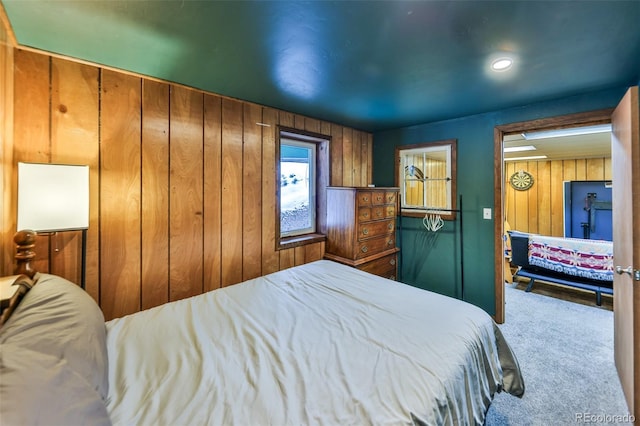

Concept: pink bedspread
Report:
left=528, top=235, right=613, bottom=282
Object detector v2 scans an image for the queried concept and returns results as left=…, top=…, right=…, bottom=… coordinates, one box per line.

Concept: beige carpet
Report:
left=484, top=282, right=630, bottom=425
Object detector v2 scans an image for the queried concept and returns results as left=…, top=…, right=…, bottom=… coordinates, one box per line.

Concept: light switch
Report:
left=483, top=208, right=492, bottom=220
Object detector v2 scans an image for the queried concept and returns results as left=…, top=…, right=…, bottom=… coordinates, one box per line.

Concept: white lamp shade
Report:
left=17, top=162, right=89, bottom=232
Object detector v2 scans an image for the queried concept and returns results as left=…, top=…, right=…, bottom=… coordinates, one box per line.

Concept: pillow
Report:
left=0, top=274, right=109, bottom=401
left=0, top=343, right=111, bottom=426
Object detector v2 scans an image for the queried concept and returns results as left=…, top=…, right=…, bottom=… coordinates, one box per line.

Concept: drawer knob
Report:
left=389, top=275, right=396, bottom=280
left=362, top=228, right=369, bottom=235
left=388, top=223, right=393, bottom=230
left=363, top=196, right=369, bottom=202
left=390, top=259, right=396, bottom=266
left=363, top=212, right=369, bottom=218
left=361, top=246, right=368, bottom=253
left=376, top=196, right=382, bottom=201
left=387, top=240, right=393, bottom=246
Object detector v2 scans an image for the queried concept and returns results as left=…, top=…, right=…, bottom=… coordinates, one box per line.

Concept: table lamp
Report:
left=17, top=162, right=89, bottom=289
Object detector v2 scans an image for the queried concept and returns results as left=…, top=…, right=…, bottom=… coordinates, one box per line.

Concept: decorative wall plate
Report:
left=509, top=170, right=534, bottom=191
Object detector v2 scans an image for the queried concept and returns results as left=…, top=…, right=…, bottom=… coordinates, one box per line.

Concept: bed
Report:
left=1, top=231, right=524, bottom=425
left=508, top=230, right=614, bottom=305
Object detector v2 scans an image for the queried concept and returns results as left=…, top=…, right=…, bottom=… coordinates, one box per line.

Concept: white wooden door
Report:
left=612, top=86, right=639, bottom=420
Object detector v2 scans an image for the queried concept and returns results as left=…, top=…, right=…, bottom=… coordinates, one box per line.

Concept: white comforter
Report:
left=106, top=260, right=524, bottom=425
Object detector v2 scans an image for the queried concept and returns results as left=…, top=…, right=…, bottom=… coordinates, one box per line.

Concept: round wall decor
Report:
left=509, top=170, right=534, bottom=191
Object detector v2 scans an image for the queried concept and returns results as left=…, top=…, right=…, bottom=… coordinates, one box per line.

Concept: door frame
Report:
left=492, top=108, right=614, bottom=323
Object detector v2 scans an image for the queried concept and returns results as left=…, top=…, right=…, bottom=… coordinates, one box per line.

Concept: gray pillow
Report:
left=0, top=343, right=111, bottom=425
left=0, top=274, right=109, bottom=401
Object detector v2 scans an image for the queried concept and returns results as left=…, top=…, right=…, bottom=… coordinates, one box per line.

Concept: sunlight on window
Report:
left=280, top=141, right=315, bottom=236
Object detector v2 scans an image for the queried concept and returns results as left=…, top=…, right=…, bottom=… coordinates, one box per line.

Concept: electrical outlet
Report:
left=483, top=208, right=492, bottom=220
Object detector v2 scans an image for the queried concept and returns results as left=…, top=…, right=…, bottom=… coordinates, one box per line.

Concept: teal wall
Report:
left=372, top=86, right=628, bottom=315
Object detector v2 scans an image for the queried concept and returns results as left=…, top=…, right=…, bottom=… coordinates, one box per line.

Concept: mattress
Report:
left=105, top=260, right=524, bottom=425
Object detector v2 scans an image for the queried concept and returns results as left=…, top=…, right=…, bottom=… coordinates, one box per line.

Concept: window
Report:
left=280, top=139, right=316, bottom=237
left=395, top=139, right=457, bottom=220
left=277, top=128, right=329, bottom=249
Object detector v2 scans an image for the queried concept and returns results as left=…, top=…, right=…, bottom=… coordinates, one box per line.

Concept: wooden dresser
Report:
left=324, top=187, right=400, bottom=280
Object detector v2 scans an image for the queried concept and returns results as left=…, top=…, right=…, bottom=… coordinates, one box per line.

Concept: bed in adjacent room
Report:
left=1, top=232, right=524, bottom=425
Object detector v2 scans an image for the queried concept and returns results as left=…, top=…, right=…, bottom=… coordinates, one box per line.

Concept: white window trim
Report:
left=280, top=139, right=317, bottom=238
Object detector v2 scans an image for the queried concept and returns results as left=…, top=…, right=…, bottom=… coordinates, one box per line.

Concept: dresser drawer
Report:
left=359, top=206, right=395, bottom=222
left=368, top=205, right=395, bottom=220
left=356, top=235, right=396, bottom=258
left=358, top=219, right=395, bottom=240
left=385, top=191, right=397, bottom=205
left=358, top=207, right=372, bottom=222
left=371, top=192, right=386, bottom=205
left=357, top=253, right=397, bottom=280
left=371, top=206, right=386, bottom=221
left=357, top=192, right=373, bottom=207
left=385, top=205, right=395, bottom=218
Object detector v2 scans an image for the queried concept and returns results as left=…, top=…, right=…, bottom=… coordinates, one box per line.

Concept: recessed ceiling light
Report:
left=491, top=57, right=513, bottom=72
left=504, top=145, right=536, bottom=153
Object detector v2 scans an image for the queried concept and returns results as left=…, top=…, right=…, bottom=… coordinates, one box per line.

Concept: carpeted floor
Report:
left=484, top=283, right=632, bottom=425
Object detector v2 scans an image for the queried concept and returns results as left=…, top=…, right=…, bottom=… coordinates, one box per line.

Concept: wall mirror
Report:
left=395, top=139, right=457, bottom=220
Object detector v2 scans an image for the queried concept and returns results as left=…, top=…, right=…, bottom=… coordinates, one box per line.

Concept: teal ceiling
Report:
left=3, top=0, right=640, bottom=132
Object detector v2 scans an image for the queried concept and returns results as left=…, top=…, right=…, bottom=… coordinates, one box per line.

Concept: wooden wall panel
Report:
left=141, top=80, right=169, bottom=309
left=586, top=158, right=605, bottom=180
left=362, top=131, right=371, bottom=185
left=221, top=98, right=244, bottom=287
left=367, top=133, right=373, bottom=184
left=12, top=50, right=50, bottom=274
left=100, top=70, right=142, bottom=319
left=506, top=157, right=612, bottom=237
left=537, top=161, right=552, bottom=235
left=504, top=162, right=515, bottom=224
left=513, top=162, right=529, bottom=231
left=342, top=128, right=354, bottom=186
left=550, top=161, right=564, bottom=236
left=576, top=159, right=587, bottom=180
left=203, top=93, right=223, bottom=291
left=330, top=125, right=343, bottom=186
left=50, top=58, right=99, bottom=297
left=242, top=103, right=263, bottom=281
left=563, top=160, right=576, bottom=181
left=305, top=117, right=320, bottom=134
left=169, top=85, right=204, bottom=301
left=305, top=243, right=323, bottom=263
left=352, top=130, right=362, bottom=186
left=0, top=16, right=14, bottom=275
left=277, top=111, right=296, bottom=268
left=294, top=245, right=306, bottom=266
left=279, top=248, right=295, bottom=270
left=5, top=49, right=374, bottom=318
left=527, top=162, right=539, bottom=234
left=260, top=107, right=279, bottom=275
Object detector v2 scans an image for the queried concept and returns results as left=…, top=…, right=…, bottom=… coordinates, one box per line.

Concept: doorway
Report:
left=492, top=109, right=614, bottom=323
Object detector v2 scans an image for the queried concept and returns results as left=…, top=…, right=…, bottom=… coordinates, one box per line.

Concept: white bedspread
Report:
left=106, top=260, right=524, bottom=425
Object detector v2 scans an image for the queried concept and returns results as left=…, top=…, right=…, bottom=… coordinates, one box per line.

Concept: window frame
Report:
left=279, top=138, right=316, bottom=237
left=394, top=139, right=457, bottom=220
left=276, top=127, right=329, bottom=250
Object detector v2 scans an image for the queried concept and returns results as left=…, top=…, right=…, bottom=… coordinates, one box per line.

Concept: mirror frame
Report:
left=394, top=139, right=457, bottom=220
